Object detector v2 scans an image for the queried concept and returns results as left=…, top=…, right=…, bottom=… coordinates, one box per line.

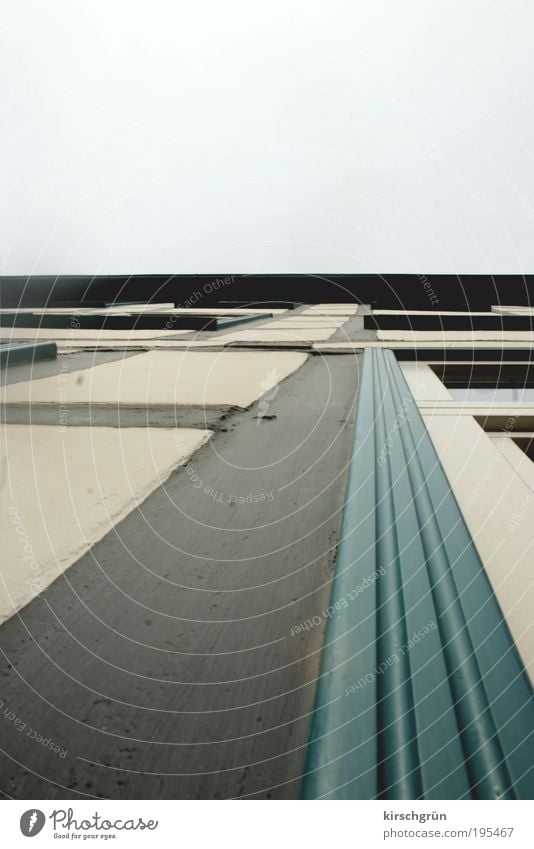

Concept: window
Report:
left=512, top=437, right=534, bottom=462
left=474, top=417, right=534, bottom=466
left=430, top=363, right=534, bottom=403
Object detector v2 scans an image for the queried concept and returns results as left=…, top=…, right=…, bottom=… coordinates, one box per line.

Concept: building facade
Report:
left=1, top=275, right=533, bottom=799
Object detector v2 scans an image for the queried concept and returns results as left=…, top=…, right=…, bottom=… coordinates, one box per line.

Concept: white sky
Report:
left=1, top=0, right=534, bottom=275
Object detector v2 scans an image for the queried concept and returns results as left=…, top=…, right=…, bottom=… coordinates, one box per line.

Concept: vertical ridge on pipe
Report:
left=382, top=351, right=515, bottom=799
left=373, top=351, right=423, bottom=799
left=301, top=347, right=534, bottom=800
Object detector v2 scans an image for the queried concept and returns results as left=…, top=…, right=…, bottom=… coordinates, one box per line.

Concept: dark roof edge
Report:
left=1, top=273, right=534, bottom=310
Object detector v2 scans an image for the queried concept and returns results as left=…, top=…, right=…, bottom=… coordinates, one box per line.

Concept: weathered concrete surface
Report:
left=0, top=354, right=359, bottom=799
left=0, top=425, right=211, bottom=624
left=1, top=350, right=308, bottom=409
left=0, top=403, right=234, bottom=430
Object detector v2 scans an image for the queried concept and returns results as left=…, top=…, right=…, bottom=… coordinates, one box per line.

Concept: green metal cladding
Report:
left=301, top=347, right=534, bottom=800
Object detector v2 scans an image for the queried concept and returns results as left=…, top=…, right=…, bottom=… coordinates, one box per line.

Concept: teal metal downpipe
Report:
left=374, top=359, right=423, bottom=800
left=301, top=347, right=534, bottom=799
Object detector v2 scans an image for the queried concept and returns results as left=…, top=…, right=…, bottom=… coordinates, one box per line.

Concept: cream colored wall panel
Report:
left=1, top=350, right=308, bottom=409
left=492, top=306, right=534, bottom=315
left=213, top=329, right=338, bottom=343
left=168, top=308, right=287, bottom=315
left=0, top=424, right=210, bottom=624
left=423, top=413, right=534, bottom=684
left=418, top=403, right=534, bottom=417
left=301, top=304, right=359, bottom=315
left=314, top=341, right=534, bottom=351
left=376, top=310, right=495, bottom=316
left=247, top=321, right=345, bottom=329
left=378, top=330, right=534, bottom=342
left=401, top=362, right=453, bottom=402
left=490, top=436, right=534, bottom=491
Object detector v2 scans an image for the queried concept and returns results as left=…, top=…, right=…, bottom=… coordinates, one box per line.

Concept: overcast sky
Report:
left=1, top=0, right=534, bottom=275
